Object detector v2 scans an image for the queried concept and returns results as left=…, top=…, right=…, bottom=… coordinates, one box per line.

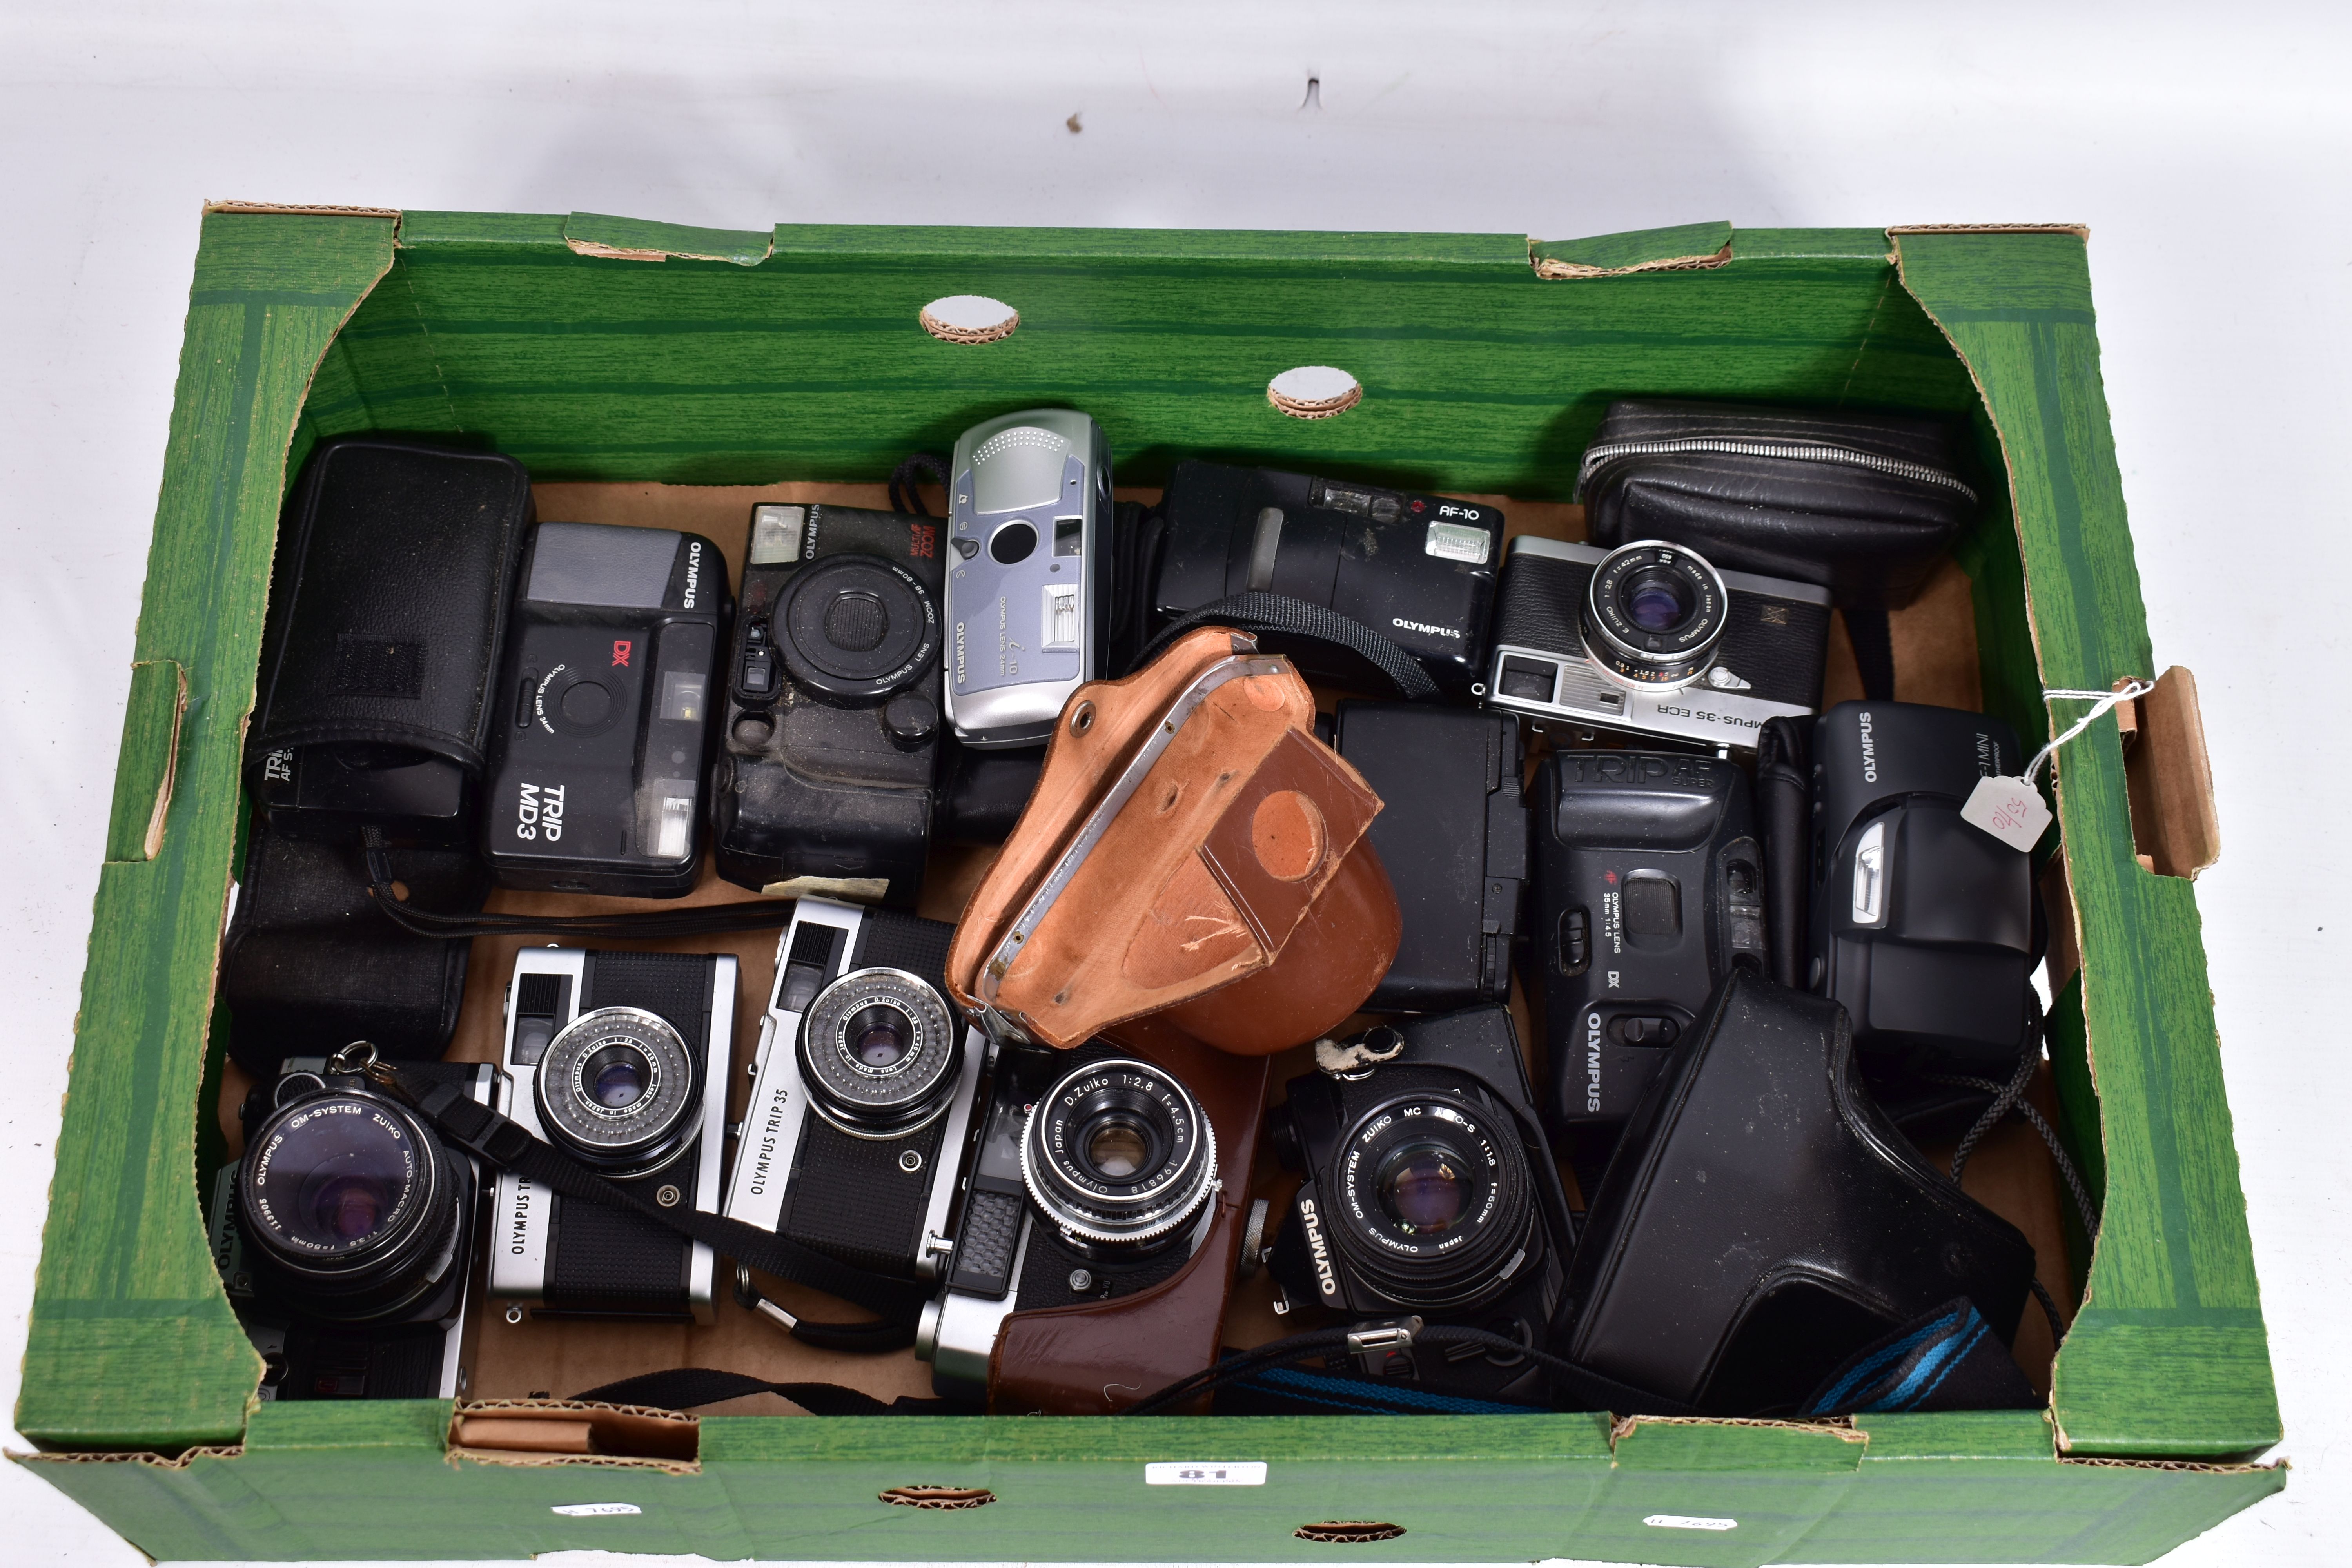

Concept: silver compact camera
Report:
left=944, top=409, right=1112, bottom=747
left=722, top=898, right=984, bottom=1294
left=488, top=947, right=735, bottom=1321
left=1485, top=537, right=1833, bottom=753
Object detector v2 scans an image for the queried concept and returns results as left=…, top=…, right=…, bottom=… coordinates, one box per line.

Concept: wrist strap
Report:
left=1134, top=592, right=1441, bottom=701
left=363, top=1055, right=926, bottom=1351
left=570, top=1367, right=966, bottom=1414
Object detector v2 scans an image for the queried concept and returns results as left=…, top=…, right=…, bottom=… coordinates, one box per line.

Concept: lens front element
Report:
left=1581, top=541, right=1730, bottom=689
left=777, top=555, right=942, bottom=702
left=535, top=1007, right=701, bottom=1174
left=1022, top=1057, right=1218, bottom=1250
left=1330, top=1090, right=1534, bottom=1311
left=799, top=968, right=960, bottom=1136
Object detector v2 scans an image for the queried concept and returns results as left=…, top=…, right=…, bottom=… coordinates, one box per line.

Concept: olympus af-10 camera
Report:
left=489, top=948, right=735, bottom=1321
left=722, top=898, right=981, bottom=1284
left=1486, top=537, right=1830, bottom=753
left=210, top=1054, right=495, bottom=1401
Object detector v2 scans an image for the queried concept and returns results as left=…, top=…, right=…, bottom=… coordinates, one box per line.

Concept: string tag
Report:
left=1960, top=680, right=2155, bottom=852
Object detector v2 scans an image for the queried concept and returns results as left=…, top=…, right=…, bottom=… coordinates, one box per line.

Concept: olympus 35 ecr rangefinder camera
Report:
left=1486, top=537, right=1829, bottom=753
left=489, top=948, right=735, bottom=1321
left=722, top=898, right=982, bottom=1289
left=714, top=502, right=946, bottom=905
left=483, top=521, right=731, bottom=897
left=944, top=409, right=1113, bottom=748
left=209, top=1054, right=495, bottom=1401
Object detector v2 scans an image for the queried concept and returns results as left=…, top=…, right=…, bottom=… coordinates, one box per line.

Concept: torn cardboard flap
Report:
left=564, top=212, right=773, bottom=267
left=1531, top=221, right=1734, bottom=279
left=450, top=1399, right=698, bottom=1468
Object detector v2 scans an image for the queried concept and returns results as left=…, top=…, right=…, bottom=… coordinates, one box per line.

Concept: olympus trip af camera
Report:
left=944, top=409, right=1113, bottom=748
left=210, top=1054, right=495, bottom=1401
left=1151, top=461, right=1505, bottom=699
left=482, top=521, right=732, bottom=897
left=713, top=503, right=946, bottom=905
left=1267, top=1008, right=1576, bottom=1405
left=722, top=898, right=982, bottom=1285
left=1532, top=750, right=1766, bottom=1141
left=917, top=1043, right=1225, bottom=1402
left=1486, top=537, right=1830, bottom=753
left=489, top=948, right=735, bottom=1320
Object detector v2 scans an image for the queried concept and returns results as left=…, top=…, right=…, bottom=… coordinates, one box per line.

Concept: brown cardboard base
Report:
left=213, top=479, right=2076, bottom=1417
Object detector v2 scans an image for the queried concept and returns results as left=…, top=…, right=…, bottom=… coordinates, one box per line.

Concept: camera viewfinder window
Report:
left=659, top=671, right=706, bottom=723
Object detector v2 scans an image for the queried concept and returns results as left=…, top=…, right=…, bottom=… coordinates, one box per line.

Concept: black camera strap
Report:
left=1132, top=591, right=1442, bottom=701
left=362, top=1056, right=927, bottom=1352
left=359, top=827, right=799, bottom=942
left=568, top=1367, right=968, bottom=1415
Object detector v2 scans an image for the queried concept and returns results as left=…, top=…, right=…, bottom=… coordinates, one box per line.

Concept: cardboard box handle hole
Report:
left=1296, top=1521, right=1406, bottom=1543
left=921, top=296, right=1019, bottom=344
left=881, top=1485, right=996, bottom=1509
left=1268, top=365, right=1362, bottom=419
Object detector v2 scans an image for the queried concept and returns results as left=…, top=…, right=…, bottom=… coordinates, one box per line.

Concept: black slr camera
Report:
left=1150, top=460, right=1504, bottom=698
left=210, top=1055, right=494, bottom=1401
left=1532, top=750, right=1766, bottom=1140
left=1267, top=1008, right=1576, bottom=1405
left=488, top=949, right=736, bottom=1320
left=482, top=521, right=731, bottom=898
left=722, top=898, right=980, bottom=1283
left=715, top=503, right=946, bottom=906
left=1486, top=537, right=1830, bottom=754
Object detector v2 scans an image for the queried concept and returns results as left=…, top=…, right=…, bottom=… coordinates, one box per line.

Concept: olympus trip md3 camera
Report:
left=489, top=948, right=735, bottom=1321
left=1486, top=537, right=1830, bottom=753
left=722, top=898, right=982, bottom=1287
left=483, top=521, right=732, bottom=897
left=714, top=502, right=946, bottom=905
left=944, top=410, right=1113, bottom=748
left=1267, top=1008, right=1577, bottom=1404
left=210, top=1054, right=496, bottom=1401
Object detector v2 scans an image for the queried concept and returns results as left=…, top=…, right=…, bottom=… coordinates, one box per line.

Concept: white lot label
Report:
left=1961, top=773, right=2054, bottom=852
left=1644, top=1513, right=1737, bottom=1531
left=551, top=1502, right=642, bottom=1517
left=1145, top=1461, right=1267, bottom=1486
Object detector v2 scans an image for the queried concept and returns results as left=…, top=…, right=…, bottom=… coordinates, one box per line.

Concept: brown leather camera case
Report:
left=946, top=627, right=1400, bottom=1056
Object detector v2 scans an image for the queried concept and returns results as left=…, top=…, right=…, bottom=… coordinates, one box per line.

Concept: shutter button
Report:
left=884, top=692, right=938, bottom=743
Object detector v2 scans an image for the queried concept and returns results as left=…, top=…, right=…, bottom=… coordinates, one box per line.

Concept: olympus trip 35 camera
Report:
left=1486, top=537, right=1830, bottom=753
left=489, top=948, right=735, bottom=1321
left=482, top=521, right=732, bottom=897
left=722, top=898, right=982, bottom=1293
left=713, top=502, right=946, bottom=906
left=1267, top=1008, right=1577, bottom=1405
left=944, top=409, right=1113, bottom=748
left=210, top=1053, right=495, bottom=1401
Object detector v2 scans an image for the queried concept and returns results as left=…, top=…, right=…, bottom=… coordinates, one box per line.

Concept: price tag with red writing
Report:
left=1961, top=775, right=2053, bottom=852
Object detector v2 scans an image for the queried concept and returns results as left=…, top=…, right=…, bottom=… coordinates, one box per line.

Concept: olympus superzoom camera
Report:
left=483, top=521, right=732, bottom=897
left=1532, top=751, right=1766, bottom=1142
left=918, top=1043, right=1222, bottom=1401
left=210, top=1055, right=494, bottom=1401
left=1486, top=537, right=1830, bottom=753
left=944, top=409, right=1113, bottom=748
left=489, top=948, right=735, bottom=1321
left=723, top=898, right=981, bottom=1283
left=1151, top=461, right=1504, bottom=699
left=1267, top=1008, right=1575, bottom=1405
left=713, top=503, right=945, bottom=905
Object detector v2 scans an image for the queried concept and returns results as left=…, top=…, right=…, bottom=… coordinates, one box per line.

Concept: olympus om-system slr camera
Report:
left=713, top=503, right=947, bottom=905
left=1486, top=537, right=1830, bottom=753
left=1267, top=1008, right=1576, bottom=1405
left=722, top=898, right=982, bottom=1284
left=489, top=949, right=735, bottom=1321
left=918, top=1043, right=1225, bottom=1402
left=210, top=1053, right=495, bottom=1401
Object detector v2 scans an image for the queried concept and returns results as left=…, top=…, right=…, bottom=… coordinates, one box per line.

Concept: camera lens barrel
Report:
left=1581, top=540, right=1730, bottom=689
left=533, top=1006, right=702, bottom=1176
left=1325, top=1089, right=1535, bottom=1311
left=236, top=1087, right=465, bottom=1321
left=797, top=967, right=963, bottom=1138
left=776, top=555, right=942, bottom=703
left=1021, top=1057, right=1219, bottom=1251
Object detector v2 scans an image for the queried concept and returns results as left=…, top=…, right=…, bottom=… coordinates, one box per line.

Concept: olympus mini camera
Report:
left=723, top=898, right=982, bottom=1283
left=1266, top=1008, right=1576, bottom=1405
left=1151, top=461, right=1505, bottom=699
left=209, top=1056, right=494, bottom=1401
left=1809, top=701, right=2032, bottom=1077
left=1486, top=537, right=1830, bottom=753
left=944, top=409, right=1113, bottom=748
left=714, top=503, right=945, bottom=905
left=917, top=1042, right=1225, bottom=1402
left=482, top=521, right=732, bottom=898
left=1531, top=750, right=1766, bottom=1141
left=489, top=948, right=735, bottom=1321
